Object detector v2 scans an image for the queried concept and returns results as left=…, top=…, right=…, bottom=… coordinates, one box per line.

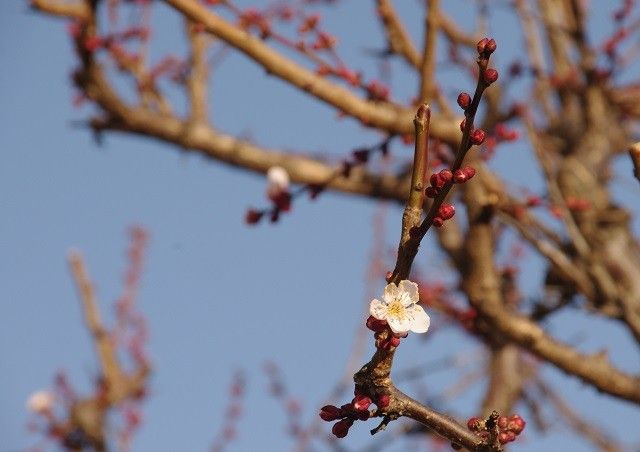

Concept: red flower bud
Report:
left=352, top=395, right=372, bottom=411
left=438, top=203, right=455, bottom=220
left=483, top=68, right=499, bottom=84
left=425, top=186, right=439, bottom=198
left=498, top=432, right=510, bottom=444
left=467, top=417, right=482, bottom=432
left=453, top=169, right=467, bottom=184
left=509, top=415, right=526, bottom=434
left=430, top=173, right=445, bottom=189
left=432, top=216, right=444, bottom=228
left=476, top=38, right=488, bottom=54
left=497, top=416, right=508, bottom=429
left=319, top=405, right=342, bottom=422
left=457, top=92, right=471, bottom=110
left=485, top=38, right=497, bottom=54
left=462, top=166, right=476, bottom=180
left=389, top=336, right=401, bottom=347
left=470, top=129, right=486, bottom=145
left=376, top=394, right=390, bottom=408
left=331, top=418, right=353, bottom=438
left=366, top=315, right=387, bottom=332
left=439, top=169, right=453, bottom=183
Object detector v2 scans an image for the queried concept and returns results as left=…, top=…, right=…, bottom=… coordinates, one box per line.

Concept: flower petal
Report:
left=399, top=280, right=419, bottom=305
left=383, top=283, right=400, bottom=304
left=407, top=305, right=430, bottom=333
left=387, top=316, right=412, bottom=335
left=369, top=299, right=388, bottom=320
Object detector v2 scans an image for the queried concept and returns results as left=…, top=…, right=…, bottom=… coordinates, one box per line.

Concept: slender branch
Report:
left=30, top=0, right=89, bottom=20
left=418, top=0, right=440, bottom=103
left=68, top=250, right=123, bottom=390
left=376, top=0, right=421, bottom=69
left=186, top=19, right=211, bottom=124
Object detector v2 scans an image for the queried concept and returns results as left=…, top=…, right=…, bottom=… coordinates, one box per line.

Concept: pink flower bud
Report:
left=457, top=92, right=471, bottom=110
left=483, top=68, right=499, bottom=84
left=470, top=129, right=486, bottom=145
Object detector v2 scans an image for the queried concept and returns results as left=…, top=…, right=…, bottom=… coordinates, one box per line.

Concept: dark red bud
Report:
left=389, top=336, right=401, bottom=347
left=377, top=394, right=390, bottom=408
left=432, top=216, right=444, bottom=228
left=319, top=405, right=342, bottom=422
left=352, top=395, right=372, bottom=411
left=385, top=271, right=393, bottom=282
left=245, top=209, right=263, bottom=225
left=331, top=418, right=353, bottom=438
left=438, top=203, right=455, bottom=220
left=483, top=68, right=499, bottom=84
left=457, top=92, right=471, bottom=110
left=425, top=186, right=439, bottom=198
left=430, top=173, right=445, bottom=189
left=467, top=417, right=481, bottom=432
left=471, top=129, right=486, bottom=145
left=366, top=315, right=388, bottom=332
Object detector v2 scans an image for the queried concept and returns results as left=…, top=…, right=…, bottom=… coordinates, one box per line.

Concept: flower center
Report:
left=386, top=299, right=406, bottom=319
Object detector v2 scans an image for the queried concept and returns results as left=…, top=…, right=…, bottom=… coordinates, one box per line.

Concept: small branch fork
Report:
left=352, top=47, right=505, bottom=451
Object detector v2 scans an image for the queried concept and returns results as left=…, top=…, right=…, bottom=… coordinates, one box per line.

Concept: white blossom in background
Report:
left=267, top=166, right=290, bottom=191
left=369, top=280, right=430, bottom=335
left=26, top=390, right=55, bottom=414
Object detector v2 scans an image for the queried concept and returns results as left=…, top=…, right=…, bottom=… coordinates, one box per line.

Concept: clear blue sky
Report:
left=1, top=1, right=639, bottom=451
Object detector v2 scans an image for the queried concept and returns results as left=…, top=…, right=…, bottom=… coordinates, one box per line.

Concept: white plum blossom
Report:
left=26, top=390, right=55, bottom=414
left=369, top=280, right=430, bottom=335
left=267, top=166, right=290, bottom=191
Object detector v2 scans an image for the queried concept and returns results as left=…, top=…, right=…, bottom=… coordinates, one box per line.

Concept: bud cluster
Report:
left=319, top=387, right=390, bottom=438
left=425, top=167, right=476, bottom=199
left=466, top=413, right=526, bottom=445
left=365, top=315, right=405, bottom=350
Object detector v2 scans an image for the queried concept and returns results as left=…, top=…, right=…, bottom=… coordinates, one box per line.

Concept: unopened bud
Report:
left=483, top=68, right=499, bottom=84
left=332, top=418, right=353, bottom=438
left=471, top=129, right=486, bottom=145
left=438, top=203, right=455, bottom=220
left=319, top=405, right=342, bottom=422
left=457, top=92, right=471, bottom=110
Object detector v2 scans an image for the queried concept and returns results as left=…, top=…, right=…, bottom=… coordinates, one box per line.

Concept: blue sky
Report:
left=2, top=1, right=639, bottom=451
